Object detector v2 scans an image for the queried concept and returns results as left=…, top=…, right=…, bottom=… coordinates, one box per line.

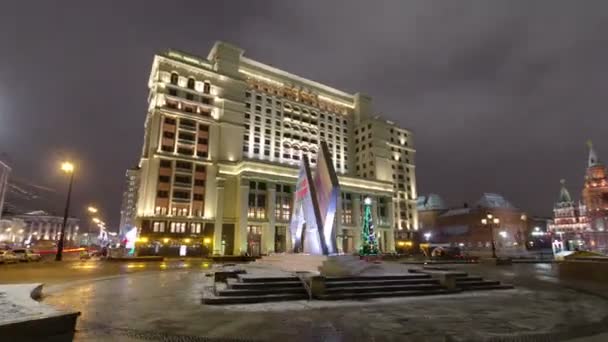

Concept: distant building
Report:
left=15, top=211, right=80, bottom=245
left=119, top=167, right=140, bottom=236
left=417, top=193, right=448, bottom=232
left=0, top=160, right=10, bottom=220
left=417, top=193, right=528, bottom=256
left=548, top=141, right=608, bottom=254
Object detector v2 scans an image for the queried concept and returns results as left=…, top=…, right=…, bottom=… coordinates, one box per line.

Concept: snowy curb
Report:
left=0, top=283, right=80, bottom=340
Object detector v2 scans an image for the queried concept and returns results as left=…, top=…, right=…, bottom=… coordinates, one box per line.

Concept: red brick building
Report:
left=417, top=193, right=528, bottom=257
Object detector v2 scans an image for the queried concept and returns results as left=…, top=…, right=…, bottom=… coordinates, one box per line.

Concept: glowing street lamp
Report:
left=480, top=213, right=499, bottom=259
left=92, top=217, right=101, bottom=224
left=56, top=161, right=75, bottom=261
left=87, top=206, right=98, bottom=214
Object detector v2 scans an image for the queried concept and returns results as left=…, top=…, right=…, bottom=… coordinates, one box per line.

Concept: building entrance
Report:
left=338, top=229, right=354, bottom=254
left=247, top=225, right=262, bottom=256
left=275, top=226, right=286, bottom=253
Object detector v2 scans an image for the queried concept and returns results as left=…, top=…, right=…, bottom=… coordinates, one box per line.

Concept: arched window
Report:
left=170, top=73, right=179, bottom=85
left=203, top=82, right=211, bottom=94
left=187, top=78, right=195, bottom=89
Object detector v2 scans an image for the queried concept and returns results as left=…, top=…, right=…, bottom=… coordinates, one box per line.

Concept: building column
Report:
left=236, top=179, right=250, bottom=255
left=266, top=183, right=276, bottom=254
left=353, top=195, right=362, bottom=249
left=387, top=228, right=396, bottom=252
left=213, top=181, right=225, bottom=255
left=336, top=193, right=343, bottom=253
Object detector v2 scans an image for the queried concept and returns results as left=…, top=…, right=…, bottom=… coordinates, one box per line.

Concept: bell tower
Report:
left=582, top=140, right=608, bottom=231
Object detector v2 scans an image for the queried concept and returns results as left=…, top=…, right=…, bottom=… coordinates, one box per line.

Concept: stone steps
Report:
left=317, top=288, right=460, bottom=300
left=203, top=268, right=515, bottom=305
left=325, top=283, right=444, bottom=293
left=325, top=278, right=440, bottom=288
left=318, top=274, right=449, bottom=300
left=238, top=276, right=300, bottom=283
left=325, top=274, right=431, bottom=282
left=204, top=274, right=310, bottom=305
left=218, top=287, right=308, bottom=297
left=229, top=280, right=304, bottom=289
left=203, top=293, right=308, bottom=305
left=456, top=280, right=501, bottom=287
left=463, top=284, right=514, bottom=291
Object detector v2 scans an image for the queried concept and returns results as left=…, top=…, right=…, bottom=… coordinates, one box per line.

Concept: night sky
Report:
left=2, top=1, right=608, bottom=229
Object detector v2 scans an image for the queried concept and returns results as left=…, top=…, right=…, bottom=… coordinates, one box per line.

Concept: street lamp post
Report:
left=56, top=162, right=75, bottom=261
left=481, top=213, right=499, bottom=259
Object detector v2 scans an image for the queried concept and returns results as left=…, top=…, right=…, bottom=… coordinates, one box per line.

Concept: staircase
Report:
left=455, top=275, right=514, bottom=291
left=316, top=274, right=458, bottom=300
left=203, top=275, right=309, bottom=305
left=203, top=269, right=513, bottom=305
left=408, top=268, right=514, bottom=292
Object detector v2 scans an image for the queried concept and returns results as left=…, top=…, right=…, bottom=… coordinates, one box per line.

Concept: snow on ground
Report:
left=0, top=283, right=59, bottom=324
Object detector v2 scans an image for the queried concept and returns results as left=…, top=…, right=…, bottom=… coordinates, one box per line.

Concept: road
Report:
left=0, top=258, right=211, bottom=285
left=2, top=260, right=608, bottom=341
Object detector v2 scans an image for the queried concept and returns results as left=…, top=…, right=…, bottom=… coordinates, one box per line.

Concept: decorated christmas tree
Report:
left=359, top=197, right=379, bottom=256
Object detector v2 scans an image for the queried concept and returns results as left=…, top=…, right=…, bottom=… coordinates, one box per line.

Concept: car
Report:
left=0, top=250, right=20, bottom=264
left=12, top=248, right=42, bottom=262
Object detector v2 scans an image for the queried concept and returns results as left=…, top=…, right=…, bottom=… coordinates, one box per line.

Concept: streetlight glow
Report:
left=61, top=162, right=74, bottom=173
left=92, top=218, right=101, bottom=224
left=493, top=218, right=500, bottom=224
left=87, top=206, right=98, bottom=213
left=481, top=218, right=488, bottom=225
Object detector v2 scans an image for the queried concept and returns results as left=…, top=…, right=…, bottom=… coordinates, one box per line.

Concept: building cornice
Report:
left=217, top=160, right=394, bottom=194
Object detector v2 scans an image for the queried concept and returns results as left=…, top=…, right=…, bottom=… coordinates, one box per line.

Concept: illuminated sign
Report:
left=125, top=227, right=137, bottom=256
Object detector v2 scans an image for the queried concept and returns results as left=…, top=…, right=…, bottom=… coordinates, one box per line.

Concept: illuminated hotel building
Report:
left=119, top=167, right=140, bottom=236
left=134, top=42, right=418, bottom=256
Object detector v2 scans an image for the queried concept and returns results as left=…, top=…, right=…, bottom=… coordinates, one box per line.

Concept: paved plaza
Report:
left=2, top=260, right=604, bottom=341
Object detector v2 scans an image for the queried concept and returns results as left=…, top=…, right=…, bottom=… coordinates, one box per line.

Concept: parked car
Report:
left=12, top=248, right=42, bottom=262
left=0, top=250, right=20, bottom=264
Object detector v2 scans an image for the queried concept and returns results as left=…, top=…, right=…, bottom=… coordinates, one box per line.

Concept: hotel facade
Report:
left=133, top=42, right=418, bottom=256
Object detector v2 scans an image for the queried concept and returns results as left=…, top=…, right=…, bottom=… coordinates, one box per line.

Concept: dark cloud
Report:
left=1, top=0, right=607, bottom=227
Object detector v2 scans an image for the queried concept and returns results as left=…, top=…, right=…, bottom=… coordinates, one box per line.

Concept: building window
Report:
left=377, top=198, right=388, bottom=226
left=170, top=222, right=186, bottom=233
left=341, top=193, right=353, bottom=224
left=275, top=185, right=292, bottom=221
left=187, top=78, right=195, bottom=90
left=175, top=161, right=192, bottom=170
left=191, top=223, right=202, bottom=234
left=203, top=82, right=211, bottom=94
left=248, top=182, right=267, bottom=219
left=152, top=221, right=166, bottom=233
left=170, top=73, right=178, bottom=85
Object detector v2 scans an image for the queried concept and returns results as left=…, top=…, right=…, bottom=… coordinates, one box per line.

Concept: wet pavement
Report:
left=0, top=258, right=212, bottom=285
left=24, top=261, right=608, bottom=341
